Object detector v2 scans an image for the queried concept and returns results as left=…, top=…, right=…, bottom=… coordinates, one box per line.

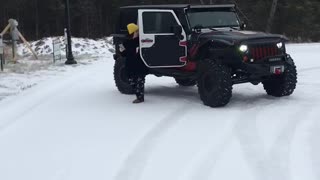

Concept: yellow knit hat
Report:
left=127, top=23, right=139, bottom=35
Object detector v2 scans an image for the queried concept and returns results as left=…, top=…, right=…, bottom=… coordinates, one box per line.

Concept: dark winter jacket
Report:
left=121, top=37, right=148, bottom=77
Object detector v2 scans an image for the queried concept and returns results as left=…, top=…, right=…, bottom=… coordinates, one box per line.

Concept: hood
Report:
left=198, top=29, right=287, bottom=45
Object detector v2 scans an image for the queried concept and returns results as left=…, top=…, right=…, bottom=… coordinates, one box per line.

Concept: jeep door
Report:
left=138, top=9, right=187, bottom=68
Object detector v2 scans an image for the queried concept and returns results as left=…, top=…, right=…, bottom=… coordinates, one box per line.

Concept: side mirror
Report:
left=172, top=25, right=183, bottom=40
left=240, top=22, right=247, bottom=30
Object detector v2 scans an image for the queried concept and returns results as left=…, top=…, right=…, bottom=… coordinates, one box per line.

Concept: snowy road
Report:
left=0, top=44, right=320, bottom=180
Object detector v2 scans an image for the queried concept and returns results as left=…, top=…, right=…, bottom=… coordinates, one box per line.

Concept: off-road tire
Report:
left=175, top=78, right=197, bottom=86
left=198, top=60, right=233, bottom=107
left=114, top=58, right=134, bottom=94
left=262, top=60, right=297, bottom=97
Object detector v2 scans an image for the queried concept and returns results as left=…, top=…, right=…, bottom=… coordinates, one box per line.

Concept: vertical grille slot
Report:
left=250, top=43, right=280, bottom=61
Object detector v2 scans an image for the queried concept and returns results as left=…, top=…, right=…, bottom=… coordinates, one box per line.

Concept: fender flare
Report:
left=194, top=39, right=235, bottom=61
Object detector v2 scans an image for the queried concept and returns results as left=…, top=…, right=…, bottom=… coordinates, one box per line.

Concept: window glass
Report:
left=187, top=11, right=239, bottom=28
left=143, top=12, right=178, bottom=34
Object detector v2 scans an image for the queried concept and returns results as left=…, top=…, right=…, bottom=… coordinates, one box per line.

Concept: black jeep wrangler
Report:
left=113, top=4, right=297, bottom=107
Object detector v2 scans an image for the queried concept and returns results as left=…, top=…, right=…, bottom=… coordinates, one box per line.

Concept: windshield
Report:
left=187, top=10, right=240, bottom=29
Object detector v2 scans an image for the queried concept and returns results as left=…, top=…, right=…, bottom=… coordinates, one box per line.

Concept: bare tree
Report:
left=34, top=0, right=39, bottom=39
left=266, top=0, right=278, bottom=32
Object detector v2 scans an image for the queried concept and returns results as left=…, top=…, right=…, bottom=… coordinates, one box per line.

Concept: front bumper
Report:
left=240, top=54, right=291, bottom=76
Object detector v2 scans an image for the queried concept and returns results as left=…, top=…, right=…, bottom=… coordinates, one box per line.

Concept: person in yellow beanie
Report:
left=119, top=23, right=148, bottom=104
left=127, top=23, right=139, bottom=36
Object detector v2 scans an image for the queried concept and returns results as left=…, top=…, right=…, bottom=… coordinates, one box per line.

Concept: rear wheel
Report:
left=114, top=58, right=134, bottom=94
left=263, top=59, right=297, bottom=97
left=175, top=78, right=197, bottom=86
left=198, top=60, right=233, bottom=107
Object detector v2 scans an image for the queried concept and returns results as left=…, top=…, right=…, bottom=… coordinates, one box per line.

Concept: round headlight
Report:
left=239, top=45, right=248, bottom=52
left=277, top=42, right=283, bottom=49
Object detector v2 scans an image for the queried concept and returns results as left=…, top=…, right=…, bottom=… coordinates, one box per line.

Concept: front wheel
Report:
left=114, top=58, right=134, bottom=94
left=197, top=60, right=233, bottom=107
left=262, top=59, right=297, bottom=97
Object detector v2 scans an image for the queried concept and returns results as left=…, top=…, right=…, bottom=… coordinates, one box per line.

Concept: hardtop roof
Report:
left=120, top=4, right=235, bottom=10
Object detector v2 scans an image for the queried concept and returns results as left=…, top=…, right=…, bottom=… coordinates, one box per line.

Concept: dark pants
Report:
left=129, top=75, right=145, bottom=100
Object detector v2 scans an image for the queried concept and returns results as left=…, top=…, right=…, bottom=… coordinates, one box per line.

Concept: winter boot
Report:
left=132, top=98, right=144, bottom=104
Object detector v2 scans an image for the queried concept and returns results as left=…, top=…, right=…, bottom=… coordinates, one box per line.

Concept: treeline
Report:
left=0, top=0, right=319, bottom=42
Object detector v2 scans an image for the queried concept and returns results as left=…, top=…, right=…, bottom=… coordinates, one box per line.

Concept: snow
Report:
left=1, top=37, right=115, bottom=101
left=17, top=36, right=114, bottom=56
left=0, top=42, right=320, bottom=180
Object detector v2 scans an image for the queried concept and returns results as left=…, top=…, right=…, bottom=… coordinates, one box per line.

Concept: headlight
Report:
left=239, top=45, right=248, bottom=52
left=277, top=42, right=283, bottom=49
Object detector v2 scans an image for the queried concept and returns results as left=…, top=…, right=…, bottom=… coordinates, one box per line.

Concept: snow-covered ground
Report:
left=0, top=42, right=319, bottom=180
left=0, top=37, right=114, bottom=101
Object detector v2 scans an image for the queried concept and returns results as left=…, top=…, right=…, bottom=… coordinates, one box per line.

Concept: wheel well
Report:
left=195, top=41, right=242, bottom=70
left=195, top=41, right=235, bottom=61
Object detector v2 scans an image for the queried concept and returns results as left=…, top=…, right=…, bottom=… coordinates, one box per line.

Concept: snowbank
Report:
left=1, top=37, right=115, bottom=101
left=17, top=36, right=115, bottom=57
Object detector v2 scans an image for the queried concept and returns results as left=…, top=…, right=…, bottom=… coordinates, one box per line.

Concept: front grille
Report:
left=250, top=44, right=281, bottom=60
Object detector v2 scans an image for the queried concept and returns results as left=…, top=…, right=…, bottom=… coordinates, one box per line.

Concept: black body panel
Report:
left=197, top=30, right=286, bottom=45
left=141, top=35, right=185, bottom=67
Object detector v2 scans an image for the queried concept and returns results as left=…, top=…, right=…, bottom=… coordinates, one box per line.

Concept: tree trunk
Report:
left=35, top=0, right=39, bottom=39
left=266, top=0, right=278, bottom=33
left=199, top=0, right=205, bottom=5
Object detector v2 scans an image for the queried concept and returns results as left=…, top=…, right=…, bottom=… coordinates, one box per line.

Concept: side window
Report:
left=143, top=12, right=179, bottom=34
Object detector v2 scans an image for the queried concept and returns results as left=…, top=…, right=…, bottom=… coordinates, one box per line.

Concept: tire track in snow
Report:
left=0, top=64, right=97, bottom=134
left=231, top=103, right=276, bottom=180
left=50, top=167, right=71, bottom=180
left=299, top=66, right=320, bottom=74
left=235, top=107, right=269, bottom=180
left=180, top=102, right=264, bottom=180
left=236, top=105, right=307, bottom=180
left=114, top=103, right=191, bottom=180
left=237, top=103, right=309, bottom=180
left=180, top=111, right=241, bottom=180
left=264, top=108, right=305, bottom=180
left=308, top=111, right=320, bottom=180
left=183, top=99, right=306, bottom=180
left=0, top=59, right=108, bottom=135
